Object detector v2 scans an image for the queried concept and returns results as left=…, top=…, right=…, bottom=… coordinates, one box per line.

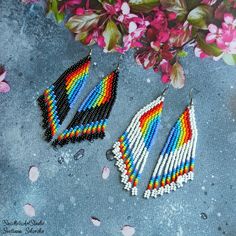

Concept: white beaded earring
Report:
left=144, top=89, right=198, bottom=199
left=112, top=87, right=168, bottom=196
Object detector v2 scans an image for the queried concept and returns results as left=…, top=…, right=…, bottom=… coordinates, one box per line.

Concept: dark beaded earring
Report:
left=52, top=65, right=119, bottom=147
left=38, top=50, right=92, bottom=142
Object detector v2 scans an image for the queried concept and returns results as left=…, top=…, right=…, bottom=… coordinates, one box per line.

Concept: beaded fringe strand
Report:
left=52, top=68, right=119, bottom=147
left=112, top=95, right=164, bottom=196
left=38, top=54, right=91, bottom=142
left=144, top=104, right=198, bottom=198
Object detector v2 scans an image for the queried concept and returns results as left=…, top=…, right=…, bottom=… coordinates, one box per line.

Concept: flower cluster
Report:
left=206, top=13, right=236, bottom=55
left=43, top=0, right=236, bottom=88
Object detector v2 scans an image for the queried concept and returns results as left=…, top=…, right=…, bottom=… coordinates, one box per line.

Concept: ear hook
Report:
left=189, top=88, right=200, bottom=106
left=161, top=85, right=169, bottom=97
left=116, top=54, right=123, bottom=71
left=116, top=62, right=120, bottom=71
left=88, top=48, right=92, bottom=56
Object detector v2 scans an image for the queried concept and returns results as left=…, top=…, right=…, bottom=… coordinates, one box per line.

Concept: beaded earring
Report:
left=112, top=88, right=168, bottom=196
left=38, top=51, right=91, bottom=142
left=144, top=90, right=198, bottom=198
left=52, top=65, right=119, bottom=147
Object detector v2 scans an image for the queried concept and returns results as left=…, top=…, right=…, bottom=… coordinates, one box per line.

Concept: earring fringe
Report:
left=112, top=95, right=164, bottom=196
left=38, top=54, right=91, bottom=142
left=52, top=68, right=119, bottom=146
left=144, top=104, right=198, bottom=199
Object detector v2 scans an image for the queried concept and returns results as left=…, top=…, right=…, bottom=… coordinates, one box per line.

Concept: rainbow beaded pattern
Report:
left=144, top=104, right=198, bottom=198
left=52, top=68, right=119, bottom=147
left=112, top=95, right=164, bottom=196
left=38, top=55, right=91, bottom=142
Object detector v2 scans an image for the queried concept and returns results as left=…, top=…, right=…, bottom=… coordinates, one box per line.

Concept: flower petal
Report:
left=128, top=22, right=137, bottom=34
left=170, top=62, right=185, bottom=89
left=121, top=225, right=135, bottom=236
left=216, top=38, right=226, bottom=49
left=102, top=166, right=110, bottom=180
left=0, top=81, right=10, bottom=93
left=222, top=30, right=233, bottom=42
left=24, top=204, right=36, bottom=217
left=224, top=13, right=234, bottom=24
left=97, top=35, right=106, bottom=48
left=91, top=217, right=101, bottom=226
left=205, top=33, right=217, bottom=44
left=121, top=2, right=130, bottom=15
left=208, top=24, right=218, bottom=33
left=29, top=166, right=39, bottom=183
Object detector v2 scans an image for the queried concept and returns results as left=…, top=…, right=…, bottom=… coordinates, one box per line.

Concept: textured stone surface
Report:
left=0, top=1, right=236, bottom=236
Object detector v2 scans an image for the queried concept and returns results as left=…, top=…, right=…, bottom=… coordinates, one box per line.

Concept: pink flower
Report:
left=0, top=66, right=10, bottom=93
left=116, top=2, right=149, bottom=52
left=134, top=7, right=177, bottom=80
left=205, top=24, right=219, bottom=43
left=84, top=29, right=105, bottom=48
left=222, top=13, right=236, bottom=30
left=206, top=13, right=236, bottom=54
left=103, top=0, right=122, bottom=15
left=149, top=9, right=167, bottom=30
left=160, top=59, right=171, bottom=83
left=135, top=47, right=158, bottom=69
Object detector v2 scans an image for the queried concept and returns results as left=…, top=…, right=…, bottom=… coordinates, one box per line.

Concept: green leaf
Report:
left=66, top=13, right=100, bottom=33
left=187, top=5, right=213, bottom=29
left=102, top=20, right=121, bottom=52
left=222, top=54, right=236, bottom=66
left=170, top=61, right=185, bottom=89
left=129, top=0, right=160, bottom=13
left=186, top=0, right=201, bottom=10
left=48, top=0, right=64, bottom=23
left=196, top=34, right=222, bottom=57
left=177, top=50, right=188, bottom=57
left=160, top=0, right=188, bottom=21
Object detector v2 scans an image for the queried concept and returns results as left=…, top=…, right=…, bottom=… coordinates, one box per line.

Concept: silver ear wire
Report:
left=116, top=62, right=120, bottom=71
left=189, top=88, right=200, bottom=106
left=88, top=48, right=92, bottom=56
left=161, top=85, right=169, bottom=97
left=116, top=54, right=123, bottom=71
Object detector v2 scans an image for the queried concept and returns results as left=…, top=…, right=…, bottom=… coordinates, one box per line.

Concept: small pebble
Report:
left=106, top=149, right=114, bottom=161
left=58, top=156, right=64, bottom=164
left=200, top=212, right=208, bottom=220
left=91, top=217, right=101, bottom=227
left=74, top=149, right=85, bottom=161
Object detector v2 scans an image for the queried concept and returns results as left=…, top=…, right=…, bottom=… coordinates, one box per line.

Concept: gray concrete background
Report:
left=0, top=1, right=236, bottom=235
